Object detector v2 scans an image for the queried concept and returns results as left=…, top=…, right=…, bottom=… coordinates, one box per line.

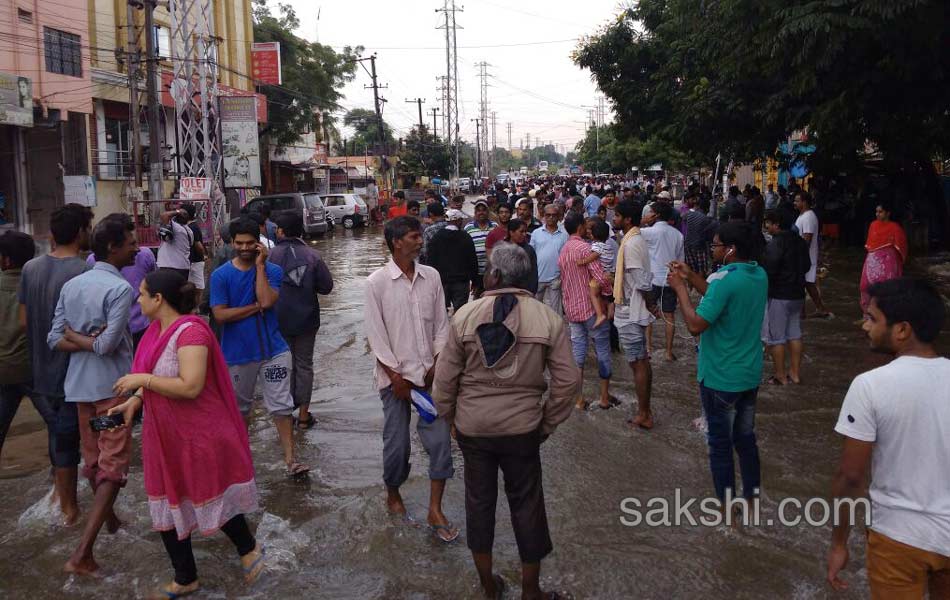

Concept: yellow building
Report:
left=88, top=0, right=256, bottom=220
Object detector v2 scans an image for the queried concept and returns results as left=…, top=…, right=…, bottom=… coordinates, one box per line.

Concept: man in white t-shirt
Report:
left=640, top=201, right=685, bottom=361
left=827, top=278, right=950, bottom=597
left=794, top=192, right=831, bottom=317
left=156, top=206, right=193, bottom=278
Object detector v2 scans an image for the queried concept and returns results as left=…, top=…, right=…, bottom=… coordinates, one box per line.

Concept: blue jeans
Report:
left=568, top=315, right=612, bottom=380
left=700, top=383, right=761, bottom=501
left=0, top=384, right=80, bottom=468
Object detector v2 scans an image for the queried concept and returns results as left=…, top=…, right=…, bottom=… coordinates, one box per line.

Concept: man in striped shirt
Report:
left=558, top=212, right=614, bottom=410
left=464, top=198, right=497, bottom=298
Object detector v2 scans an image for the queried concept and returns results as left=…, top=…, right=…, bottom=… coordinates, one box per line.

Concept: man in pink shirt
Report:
left=363, top=216, right=459, bottom=542
left=558, top=212, right=615, bottom=410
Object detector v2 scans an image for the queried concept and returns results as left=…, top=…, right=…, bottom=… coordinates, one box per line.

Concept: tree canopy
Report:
left=252, top=1, right=361, bottom=147
left=573, top=0, right=950, bottom=172
left=343, top=108, right=396, bottom=154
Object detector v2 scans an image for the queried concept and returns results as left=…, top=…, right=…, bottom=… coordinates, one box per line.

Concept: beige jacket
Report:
left=432, top=287, right=580, bottom=437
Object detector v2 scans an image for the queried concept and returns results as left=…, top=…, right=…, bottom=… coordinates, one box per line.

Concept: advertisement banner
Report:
left=251, top=42, right=281, bottom=85
left=221, top=96, right=261, bottom=189
left=0, top=72, right=33, bottom=127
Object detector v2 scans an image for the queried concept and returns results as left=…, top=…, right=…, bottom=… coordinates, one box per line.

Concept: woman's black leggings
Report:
left=159, top=514, right=256, bottom=585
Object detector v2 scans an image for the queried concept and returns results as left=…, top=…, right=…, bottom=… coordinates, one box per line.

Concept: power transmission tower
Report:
left=525, top=133, right=530, bottom=149
left=476, top=61, right=490, bottom=179
left=430, top=106, right=440, bottom=139
left=169, top=0, right=220, bottom=240
left=472, top=118, right=481, bottom=178
left=436, top=0, right=462, bottom=184
left=405, top=98, right=425, bottom=132
left=435, top=75, right=448, bottom=141
left=507, top=122, right=512, bottom=151
left=490, top=110, right=496, bottom=176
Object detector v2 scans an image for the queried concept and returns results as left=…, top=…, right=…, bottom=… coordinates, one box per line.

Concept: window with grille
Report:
left=17, top=8, right=33, bottom=24
left=43, top=28, right=82, bottom=77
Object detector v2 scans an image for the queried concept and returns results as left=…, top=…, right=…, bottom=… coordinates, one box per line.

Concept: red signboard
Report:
left=251, top=42, right=281, bottom=85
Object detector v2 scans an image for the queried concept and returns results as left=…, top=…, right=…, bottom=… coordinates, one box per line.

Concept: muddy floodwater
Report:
left=1, top=225, right=944, bottom=599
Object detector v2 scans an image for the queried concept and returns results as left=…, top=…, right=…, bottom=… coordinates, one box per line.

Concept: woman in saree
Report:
left=860, top=202, right=907, bottom=314
left=109, top=270, right=263, bottom=599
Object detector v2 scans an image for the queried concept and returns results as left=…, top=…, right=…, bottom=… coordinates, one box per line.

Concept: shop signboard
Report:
left=220, top=96, right=261, bottom=188
left=0, top=72, right=32, bottom=127
left=251, top=42, right=281, bottom=85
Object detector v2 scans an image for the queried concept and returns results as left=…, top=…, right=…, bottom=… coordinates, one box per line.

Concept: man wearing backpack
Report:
left=761, top=209, right=811, bottom=385
left=268, top=213, right=334, bottom=430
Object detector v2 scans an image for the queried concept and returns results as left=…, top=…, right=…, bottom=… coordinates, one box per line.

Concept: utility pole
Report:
left=436, top=0, right=462, bottom=185
left=144, top=0, right=163, bottom=205
left=361, top=54, right=388, bottom=155
left=126, top=1, right=141, bottom=186
left=405, top=97, right=425, bottom=132
left=472, top=118, right=481, bottom=178
left=507, top=122, right=512, bottom=151
left=490, top=110, right=496, bottom=177
left=430, top=106, right=440, bottom=139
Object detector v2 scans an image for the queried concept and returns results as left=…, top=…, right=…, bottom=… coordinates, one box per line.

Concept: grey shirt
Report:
left=18, top=254, right=89, bottom=397
left=156, top=220, right=193, bottom=270
left=47, top=262, right=134, bottom=403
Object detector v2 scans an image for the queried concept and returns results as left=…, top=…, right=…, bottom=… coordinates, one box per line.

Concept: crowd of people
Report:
left=0, top=168, right=945, bottom=598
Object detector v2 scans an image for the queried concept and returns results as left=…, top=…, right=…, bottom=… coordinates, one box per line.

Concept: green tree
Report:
left=398, top=126, right=451, bottom=179
left=343, top=108, right=395, bottom=154
left=253, top=1, right=361, bottom=147
left=573, top=0, right=950, bottom=172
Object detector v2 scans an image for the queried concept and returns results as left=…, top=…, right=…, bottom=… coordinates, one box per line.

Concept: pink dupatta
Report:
left=133, top=315, right=258, bottom=539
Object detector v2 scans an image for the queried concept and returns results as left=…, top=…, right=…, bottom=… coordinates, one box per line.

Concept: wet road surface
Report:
left=0, top=225, right=943, bottom=599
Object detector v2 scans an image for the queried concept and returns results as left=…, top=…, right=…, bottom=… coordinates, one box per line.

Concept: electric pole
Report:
left=430, top=106, right=440, bottom=139
left=126, top=1, right=141, bottom=186
left=144, top=0, right=163, bottom=204
left=472, top=118, right=481, bottom=178
left=476, top=61, right=490, bottom=180
left=405, top=98, right=425, bottom=132
left=507, top=122, right=512, bottom=151
left=490, top=110, right=496, bottom=177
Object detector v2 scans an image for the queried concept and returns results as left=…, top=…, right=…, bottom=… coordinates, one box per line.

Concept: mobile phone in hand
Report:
left=89, top=413, right=124, bottom=432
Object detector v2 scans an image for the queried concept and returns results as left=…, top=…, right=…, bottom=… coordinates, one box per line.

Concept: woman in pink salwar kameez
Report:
left=110, top=270, right=264, bottom=599
left=860, top=203, right=908, bottom=315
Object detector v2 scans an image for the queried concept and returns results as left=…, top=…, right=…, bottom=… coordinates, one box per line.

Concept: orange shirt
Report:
left=388, top=203, right=408, bottom=218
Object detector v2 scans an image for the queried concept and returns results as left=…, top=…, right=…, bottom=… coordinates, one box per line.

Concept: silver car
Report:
left=321, top=193, right=369, bottom=229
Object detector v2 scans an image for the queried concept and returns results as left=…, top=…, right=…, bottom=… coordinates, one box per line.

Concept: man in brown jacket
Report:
left=433, top=242, right=580, bottom=600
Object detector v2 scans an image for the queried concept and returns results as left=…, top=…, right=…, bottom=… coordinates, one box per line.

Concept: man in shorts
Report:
left=640, top=202, right=685, bottom=361
left=761, top=210, right=810, bottom=384
left=210, top=217, right=307, bottom=477
left=612, top=200, right=656, bottom=429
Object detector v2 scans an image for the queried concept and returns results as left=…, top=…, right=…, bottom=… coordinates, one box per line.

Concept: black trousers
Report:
left=456, top=429, right=553, bottom=564
left=160, top=514, right=256, bottom=585
left=443, top=281, right=470, bottom=312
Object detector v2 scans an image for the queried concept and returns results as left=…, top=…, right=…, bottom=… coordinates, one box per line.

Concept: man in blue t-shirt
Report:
left=668, top=221, right=767, bottom=505
left=210, top=217, right=308, bottom=477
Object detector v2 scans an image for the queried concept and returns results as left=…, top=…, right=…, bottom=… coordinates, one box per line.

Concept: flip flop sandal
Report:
left=242, top=546, right=266, bottom=584
left=287, top=462, right=311, bottom=478
left=149, top=582, right=200, bottom=600
left=295, top=415, right=316, bottom=430
left=430, top=523, right=460, bottom=543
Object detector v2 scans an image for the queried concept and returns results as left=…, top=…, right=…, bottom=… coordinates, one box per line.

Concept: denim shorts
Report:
left=761, top=298, right=804, bottom=345
left=568, top=315, right=612, bottom=380
left=617, top=322, right=649, bottom=362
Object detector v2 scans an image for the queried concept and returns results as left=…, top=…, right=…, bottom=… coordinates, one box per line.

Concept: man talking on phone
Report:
left=210, top=217, right=307, bottom=477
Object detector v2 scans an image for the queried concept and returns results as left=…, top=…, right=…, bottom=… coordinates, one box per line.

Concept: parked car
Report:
left=457, top=177, right=472, bottom=193
left=321, top=193, right=369, bottom=228
left=496, top=172, right=510, bottom=184
left=244, top=192, right=328, bottom=237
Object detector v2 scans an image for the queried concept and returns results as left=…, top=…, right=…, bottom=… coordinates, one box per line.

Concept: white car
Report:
left=321, top=193, right=368, bottom=228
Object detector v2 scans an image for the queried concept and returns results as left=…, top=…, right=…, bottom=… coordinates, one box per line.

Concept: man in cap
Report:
left=428, top=209, right=479, bottom=311
left=463, top=199, right=497, bottom=298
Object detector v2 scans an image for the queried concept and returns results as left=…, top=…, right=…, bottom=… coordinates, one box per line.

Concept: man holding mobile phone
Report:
left=210, top=217, right=306, bottom=477
left=48, top=214, right=138, bottom=576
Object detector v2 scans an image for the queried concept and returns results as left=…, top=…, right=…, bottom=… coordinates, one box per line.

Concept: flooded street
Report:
left=0, top=225, right=941, bottom=599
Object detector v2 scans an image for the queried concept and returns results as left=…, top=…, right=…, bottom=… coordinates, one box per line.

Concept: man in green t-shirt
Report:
left=668, top=222, right=767, bottom=503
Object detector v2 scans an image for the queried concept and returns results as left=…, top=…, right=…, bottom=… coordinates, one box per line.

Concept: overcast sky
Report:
left=268, top=0, right=624, bottom=154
